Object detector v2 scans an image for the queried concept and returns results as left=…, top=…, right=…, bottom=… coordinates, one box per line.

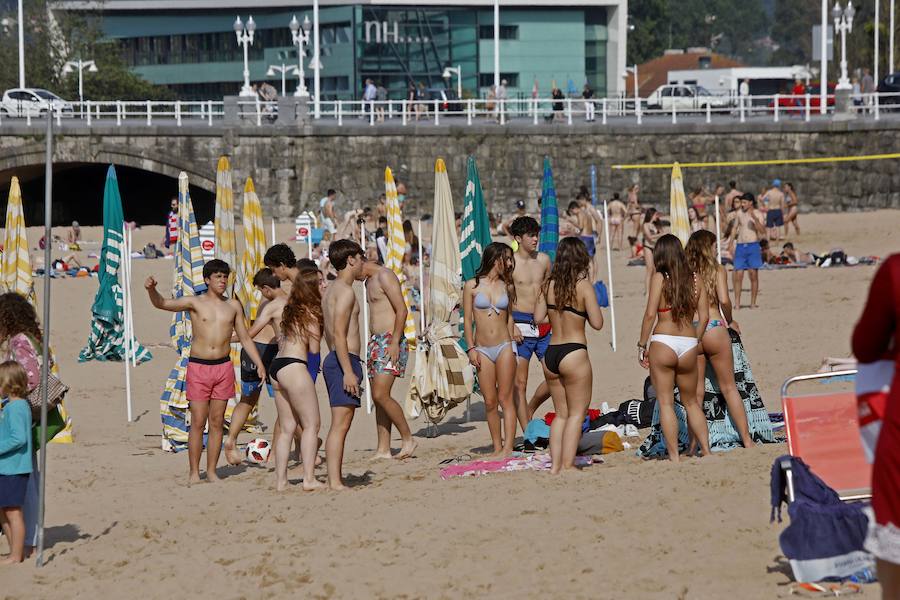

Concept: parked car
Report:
left=877, top=72, right=900, bottom=104
left=424, top=88, right=462, bottom=113
left=0, top=88, right=74, bottom=118
left=646, top=84, right=732, bottom=111
left=767, top=84, right=835, bottom=111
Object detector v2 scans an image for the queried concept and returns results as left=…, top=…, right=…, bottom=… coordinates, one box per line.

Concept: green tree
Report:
left=771, top=1, right=817, bottom=65
left=0, top=0, right=171, bottom=100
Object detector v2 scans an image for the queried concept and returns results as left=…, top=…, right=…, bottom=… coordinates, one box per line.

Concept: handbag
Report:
left=27, top=371, right=68, bottom=418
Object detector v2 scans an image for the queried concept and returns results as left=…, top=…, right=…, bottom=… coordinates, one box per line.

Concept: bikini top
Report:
left=547, top=303, right=588, bottom=319
left=474, top=291, right=509, bottom=316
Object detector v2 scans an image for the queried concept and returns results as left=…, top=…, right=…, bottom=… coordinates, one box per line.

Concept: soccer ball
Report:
left=245, top=438, right=271, bottom=464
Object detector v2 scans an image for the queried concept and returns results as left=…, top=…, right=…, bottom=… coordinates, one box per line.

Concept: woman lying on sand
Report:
left=638, top=234, right=710, bottom=461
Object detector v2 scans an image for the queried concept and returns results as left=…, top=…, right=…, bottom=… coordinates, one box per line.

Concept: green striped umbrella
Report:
left=79, top=166, right=152, bottom=364
left=460, top=156, right=492, bottom=281
left=538, top=156, right=559, bottom=261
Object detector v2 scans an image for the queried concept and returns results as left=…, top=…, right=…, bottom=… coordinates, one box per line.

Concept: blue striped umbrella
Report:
left=160, top=172, right=206, bottom=451
left=538, top=157, right=559, bottom=261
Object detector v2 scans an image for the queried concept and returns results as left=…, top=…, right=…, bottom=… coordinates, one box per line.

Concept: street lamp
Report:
left=288, top=14, right=312, bottom=97
left=62, top=59, right=98, bottom=114
left=832, top=1, right=855, bottom=90
left=266, top=63, right=300, bottom=97
left=442, top=65, right=462, bottom=99
left=233, top=15, right=256, bottom=97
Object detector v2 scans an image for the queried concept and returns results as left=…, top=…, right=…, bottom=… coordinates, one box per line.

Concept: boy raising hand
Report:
left=146, top=259, right=266, bottom=484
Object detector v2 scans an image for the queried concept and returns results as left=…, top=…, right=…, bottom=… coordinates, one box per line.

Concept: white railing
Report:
left=1, top=93, right=898, bottom=129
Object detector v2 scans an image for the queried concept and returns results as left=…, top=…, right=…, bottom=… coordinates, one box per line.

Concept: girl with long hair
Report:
left=685, top=230, right=755, bottom=449
left=638, top=234, right=710, bottom=461
left=783, top=182, right=800, bottom=236
left=538, top=237, right=603, bottom=473
left=270, top=269, right=325, bottom=491
left=463, top=242, right=518, bottom=457
left=626, top=184, right=642, bottom=238
left=642, top=208, right=663, bottom=294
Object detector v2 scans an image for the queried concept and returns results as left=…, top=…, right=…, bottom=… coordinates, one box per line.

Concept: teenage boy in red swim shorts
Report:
left=146, top=259, right=266, bottom=485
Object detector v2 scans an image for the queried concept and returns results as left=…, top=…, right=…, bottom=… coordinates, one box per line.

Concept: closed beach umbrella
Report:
left=460, top=156, right=492, bottom=281
left=669, top=162, right=691, bottom=247
left=235, top=177, right=266, bottom=321
left=384, top=167, right=417, bottom=344
left=1, top=176, right=35, bottom=303
left=538, top=157, right=559, bottom=261
left=407, top=159, right=473, bottom=421
left=79, top=165, right=151, bottom=364
left=214, top=156, right=237, bottom=290
left=160, top=172, right=206, bottom=451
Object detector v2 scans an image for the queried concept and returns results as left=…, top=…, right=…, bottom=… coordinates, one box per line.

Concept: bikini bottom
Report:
left=269, top=356, right=309, bottom=383
left=543, top=343, right=588, bottom=375
left=474, top=341, right=517, bottom=364
left=649, top=334, right=698, bottom=358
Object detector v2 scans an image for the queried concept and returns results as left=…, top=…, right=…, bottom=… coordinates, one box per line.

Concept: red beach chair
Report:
left=780, top=370, right=871, bottom=502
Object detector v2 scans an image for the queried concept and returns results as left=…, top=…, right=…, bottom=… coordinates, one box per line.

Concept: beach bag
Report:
left=617, top=399, right=655, bottom=428
left=594, top=281, right=609, bottom=308
left=770, top=456, right=873, bottom=583
left=855, top=359, right=894, bottom=463
left=32, top=405, right=65, bottom=450
left=26, top=373, right=69, bottom=419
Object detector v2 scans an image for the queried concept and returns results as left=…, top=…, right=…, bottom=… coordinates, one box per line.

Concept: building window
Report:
left=479, top=73, right=518, bottom=88
left=478, top=25, right=518, bottom=40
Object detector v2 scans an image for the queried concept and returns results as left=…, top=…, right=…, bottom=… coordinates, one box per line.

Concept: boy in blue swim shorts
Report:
left=729, top=193, right=766, bottom=309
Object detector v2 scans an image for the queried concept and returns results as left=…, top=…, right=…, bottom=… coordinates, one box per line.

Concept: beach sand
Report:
left=1, top=210, right=894, bottom=598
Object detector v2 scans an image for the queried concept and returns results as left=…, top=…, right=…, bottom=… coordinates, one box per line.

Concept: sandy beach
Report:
left=1, top=210, right=894, bottom=598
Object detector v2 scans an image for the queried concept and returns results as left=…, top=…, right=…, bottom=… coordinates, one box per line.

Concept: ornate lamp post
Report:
left=832, top=1, right=855, bottom=91
left=289, top=14, right=313, bottom=97
left=233, top=15, right=256, bottom=97
left=267, top=64, right=299, bottom=97
left=62, top=59, right=98, bottom=110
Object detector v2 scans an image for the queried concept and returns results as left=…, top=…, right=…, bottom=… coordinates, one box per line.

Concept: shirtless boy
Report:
left=362, top=260, right=417, bottom=460
left=607, top=193, right=627, bottom=251
left=223, top=268, right=283, bottom=465
left=762, top=179, right=785, bottom=241
left=321, top=240, right=367, bottom=490
left=146, top=259, right=266, bottom=484
left=508, top=217, right=552, bottom=428
left=729, top=193, right=766, bottom=309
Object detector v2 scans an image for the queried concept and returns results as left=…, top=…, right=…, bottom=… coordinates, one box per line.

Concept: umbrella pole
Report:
left=602, top=198, right=617, bottom=352
left=271, top=218, right=276, bottom=245
left=417, top=220, right=425, bottom=332
left=360, top=222, right=373, bottom=414
left=714, top=195, right=722, bottom=265
left=35, top=112, right=53, bottom=568
left=123, top=224, right=134, bottom=422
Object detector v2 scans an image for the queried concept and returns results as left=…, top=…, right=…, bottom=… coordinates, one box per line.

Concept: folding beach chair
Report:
left=779, top=370, right=871, bottom=503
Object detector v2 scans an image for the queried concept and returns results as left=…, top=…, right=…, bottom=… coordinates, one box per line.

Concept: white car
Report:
left=0, top=88, right=74, bottom=118
left=646, top=84, right=733, bottom=112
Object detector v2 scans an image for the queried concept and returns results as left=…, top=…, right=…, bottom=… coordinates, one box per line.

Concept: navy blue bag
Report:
left=594, top=281, right=609, bottom=308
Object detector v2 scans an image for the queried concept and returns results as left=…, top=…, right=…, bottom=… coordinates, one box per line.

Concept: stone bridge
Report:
left=1, top=119, right=899, bottom=219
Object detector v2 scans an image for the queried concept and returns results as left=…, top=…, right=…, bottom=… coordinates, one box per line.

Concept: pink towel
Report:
left=440, top=454, right=593, bottom=480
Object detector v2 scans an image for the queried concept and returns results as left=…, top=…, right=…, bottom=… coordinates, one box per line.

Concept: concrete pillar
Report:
left=223, top=96, right=241, bottom=125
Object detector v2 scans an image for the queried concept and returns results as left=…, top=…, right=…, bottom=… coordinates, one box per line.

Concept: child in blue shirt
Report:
left=0, top=361, right=33, bottom=564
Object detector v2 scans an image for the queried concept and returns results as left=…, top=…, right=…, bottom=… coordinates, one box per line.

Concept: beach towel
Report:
left=440, top=453, right=593, bottom=479
left=638, top=329, right=775, bottom=457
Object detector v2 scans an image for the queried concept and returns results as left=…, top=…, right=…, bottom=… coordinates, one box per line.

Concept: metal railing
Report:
left=1, top=93, right=898, bottom=129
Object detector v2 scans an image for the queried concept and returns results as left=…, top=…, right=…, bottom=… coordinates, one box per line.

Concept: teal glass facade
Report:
left=96, top=5, right=614, bottom=101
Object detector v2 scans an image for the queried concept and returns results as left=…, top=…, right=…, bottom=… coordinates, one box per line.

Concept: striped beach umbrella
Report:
left=160, top=172, right=206, bottom=451
left=669, top=162, right=691, bottom=247
left=538, top=157, right=559, bottom=261
left=1, top=176, right=35, bottom=304
left=79, top=165, right=152, bottom=364
left=407, top=158, right=473, bottom=422
left=235, top=177, right=266, bottom=321
left=214, top=156, right=237, bottom=290
left=384, top=167, right=417, bottom=344
left=460, top=156, right=492, bottom=282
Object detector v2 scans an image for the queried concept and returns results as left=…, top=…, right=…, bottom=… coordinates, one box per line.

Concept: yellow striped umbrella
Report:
left=214, top=156, right=237, bottom=290
left=384, top=167, right=417, bottom=344
left=1, top=176, right=35, bottom=304
left=669, top=162, right=691, bottom=247
left=236, top=177, right=266, bottom=321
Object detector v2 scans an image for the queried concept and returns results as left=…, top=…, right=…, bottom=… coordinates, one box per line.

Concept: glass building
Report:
left=55, top=1, right=628, bottom=101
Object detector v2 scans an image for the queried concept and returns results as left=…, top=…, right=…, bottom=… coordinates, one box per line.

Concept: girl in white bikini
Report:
left=638, top=234, right=711, bottom=461
left=463, top=242, right=519, bottom=458
left=685, top=230, right=755, bottom=449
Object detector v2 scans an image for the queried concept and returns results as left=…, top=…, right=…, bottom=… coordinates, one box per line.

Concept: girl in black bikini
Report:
left=271, top=269, right=325, bottom=491
left=536, top=238, right=604, bottom=474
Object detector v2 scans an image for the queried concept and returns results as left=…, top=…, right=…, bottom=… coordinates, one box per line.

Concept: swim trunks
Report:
left=512, top=311, right=551, bottom=362
left=580, top=235, right=596, bottom=257
left=307, top=351, right=321, bottom=383
left=367, top=332, right=408, bottom=378
left=766, top=209, right=784, bottom=228
left=733, top=241, right=763, bottom=271
left=186, top=356, right=235, bottom=401
left=323, top=351, right=363, bottom=408
left=240, top=342, right=278, bottom=383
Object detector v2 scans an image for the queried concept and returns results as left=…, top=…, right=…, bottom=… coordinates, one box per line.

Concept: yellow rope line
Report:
left=610, top=152, right=900, bottom=170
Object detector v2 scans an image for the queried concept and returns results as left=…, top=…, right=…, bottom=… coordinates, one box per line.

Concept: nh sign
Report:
left=364, top=20, right=430, bottom=44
